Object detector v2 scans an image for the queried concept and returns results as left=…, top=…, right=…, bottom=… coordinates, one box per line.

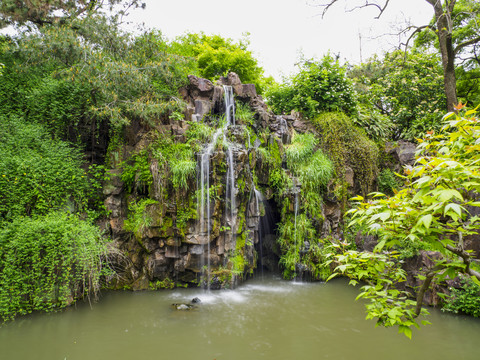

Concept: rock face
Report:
left=102, top=72, right=348, bottom=290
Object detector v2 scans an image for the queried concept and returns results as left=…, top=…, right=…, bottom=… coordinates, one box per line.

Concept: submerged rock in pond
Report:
left=172, top=297, right=202, bottom=310
left=172, top=303, right=197, bottom=311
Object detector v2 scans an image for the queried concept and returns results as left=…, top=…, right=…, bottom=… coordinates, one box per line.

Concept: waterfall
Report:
left=196, top=85, right=237, bottom=289
left=223, top=85, right=235, bottom=126
left=253, top=188, right=264, bottom=277
left=294, top=190, right=299, bottom=254
left=222, top=85, right=236, bottom=250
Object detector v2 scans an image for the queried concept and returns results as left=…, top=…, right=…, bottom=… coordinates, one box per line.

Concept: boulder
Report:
left=387, top=141, right=417, bottom=167
left=233, top=84, right=257, bottom=99
left=187, top=75, right=214, bottom=96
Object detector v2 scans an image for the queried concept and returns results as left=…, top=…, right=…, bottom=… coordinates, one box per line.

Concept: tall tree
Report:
left=316, top=0, right=480, bottom=112
left=0, top=0, right=145, bottom=28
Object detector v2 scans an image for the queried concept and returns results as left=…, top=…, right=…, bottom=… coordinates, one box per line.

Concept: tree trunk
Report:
left=428, top=0, right=458, bottom=112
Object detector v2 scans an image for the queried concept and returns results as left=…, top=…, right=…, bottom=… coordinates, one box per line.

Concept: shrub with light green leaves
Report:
left=0, top=212, right=106, bottom=321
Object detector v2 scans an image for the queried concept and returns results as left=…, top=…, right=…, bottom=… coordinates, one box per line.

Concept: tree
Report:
left=415, top=0, right=480, bottom=107
left=169, top=33, right=267, bottom=93
left=0, top=16, right=193, bottom=157
left=266, top=54, right=357, bottom=119
left=350, top=49, right=446, bottom=140
left=316, top=0, right=480, bottom=112
left=329, top=105, right=480, bottom=337
left=0, top=0, right=145, bottom=28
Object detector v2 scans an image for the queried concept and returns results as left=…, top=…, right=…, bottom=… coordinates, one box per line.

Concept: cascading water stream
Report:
left=253, top=188, right=264, bottom=277
left=223, top=85, right=236, bottom=247
left=294, top=189, right=299, bottom=260
left=198, top=128, right=223, bottom=289
left=224, top=84, right=235, bottom=126
left=196, top=85, right=237, bottom=289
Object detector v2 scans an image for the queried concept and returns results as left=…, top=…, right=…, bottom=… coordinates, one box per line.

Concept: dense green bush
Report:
left=353, top=105, right=394, bottom=141
left=442, top=277, right=480, bottom=317
left=170, top=32, right=267, bottom=93
left=0, top=115, right=100, bottom=223
left=121, top=150, right=153, bottom=194
left=266, top=54, right=357, bottom=119
left=350, top=50, right=445, bottom=140
left=0, top=17, right=194, bottom=145
left=0, top=212, right=106, bottom=321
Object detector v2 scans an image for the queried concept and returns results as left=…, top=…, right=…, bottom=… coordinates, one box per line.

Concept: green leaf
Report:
left=444, top=203, right=464, bottom=219
left=438, top=189, right=464, bottom=202
left=398, top=325, right=412, bottom=339
left=471, top=276, right=480, bottom=287
left=417, top=214, right=433, bottom=229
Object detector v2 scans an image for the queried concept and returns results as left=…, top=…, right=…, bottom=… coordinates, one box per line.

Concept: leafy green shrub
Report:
left=342, top=107, right=480, bottom=333
left=124, top=198, right=159, bottom=241
left=235, top=102, right=255, bottom=126
left=354, top=105, right=394, bottom=141
left=0, top=115, right=98, bottom=223
left=285, top=132, right=334, bottom=193
left=0, top=19, right=192, bottom=135
left=0, top=212, right=106, bottom=321
left=266, top=54, right=357, bottom=119
left=377, top=168, right=400, bottom=195
left=121, top=150, right=153, bottom=194
left=312, top=112, right=379, bottom=196
left=154, top=139, right=196, bottom=190
left=442, top=277, right=480, bottom=317
left=24, top=77, right=89, bottom=136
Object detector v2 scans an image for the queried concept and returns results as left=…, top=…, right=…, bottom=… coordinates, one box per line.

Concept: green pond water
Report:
left=1, top=275, right=479, bottom=360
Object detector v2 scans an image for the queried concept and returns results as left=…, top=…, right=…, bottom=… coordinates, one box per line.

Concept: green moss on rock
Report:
left=311, top=112, right=379, bottom=197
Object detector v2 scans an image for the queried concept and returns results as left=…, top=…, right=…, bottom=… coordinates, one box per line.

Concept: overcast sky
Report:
left=123, top=0, right=434, bottom=79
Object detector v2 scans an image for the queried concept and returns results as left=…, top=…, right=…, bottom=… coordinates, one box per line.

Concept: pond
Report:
left=1, top=275, right=479, bottom=360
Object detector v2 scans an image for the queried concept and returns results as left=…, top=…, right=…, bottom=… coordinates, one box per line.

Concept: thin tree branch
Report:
left=455, top=36, right=480, bottom=55
left=414, top=268, right=437, bottom=316
left=345, top=0, right=391, bottom=19
left=315, top=0, right=390, bottom=19
left=447, top=0, right=457, bottom=14
left=314, top=0, right=342, bottom=18
left=401, top=25, right=433, bottom=62
left=445, top=244, right=480, bottom=281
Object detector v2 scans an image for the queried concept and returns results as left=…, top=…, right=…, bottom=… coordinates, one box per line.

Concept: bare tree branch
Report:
left=314, top=0, right=390, bottom=19
left=345, top=0, right=391, bottom=19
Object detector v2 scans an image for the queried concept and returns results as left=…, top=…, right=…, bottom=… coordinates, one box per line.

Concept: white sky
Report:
left=123, top=0, right=434, bottom=79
